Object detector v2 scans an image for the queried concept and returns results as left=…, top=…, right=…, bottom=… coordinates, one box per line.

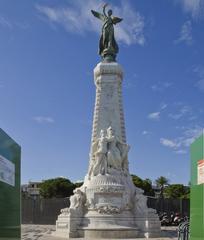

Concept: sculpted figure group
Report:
left=89, top=126, right=130, bottom=177
left=60, top=188, right=86, bottom=216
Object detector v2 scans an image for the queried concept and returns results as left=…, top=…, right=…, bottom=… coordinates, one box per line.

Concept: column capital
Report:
left=94, top=62, right=123, bottom=82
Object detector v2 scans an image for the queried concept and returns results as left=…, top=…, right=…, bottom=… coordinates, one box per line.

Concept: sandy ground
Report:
left=21, top=225, right=178, bottom=240
left=21, top=225, right=55, bottom=240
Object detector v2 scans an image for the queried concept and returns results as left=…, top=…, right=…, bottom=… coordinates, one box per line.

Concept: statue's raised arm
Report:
left=91, top=4, right=123, bottom=62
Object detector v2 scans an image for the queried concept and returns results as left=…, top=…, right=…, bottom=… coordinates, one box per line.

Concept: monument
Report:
left=54, top=4, right=161, bottom=238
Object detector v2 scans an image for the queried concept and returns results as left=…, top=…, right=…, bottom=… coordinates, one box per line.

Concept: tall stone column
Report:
left=88, top=62, right=128, bottom=176
left=91, top=62, right=126, bottom=144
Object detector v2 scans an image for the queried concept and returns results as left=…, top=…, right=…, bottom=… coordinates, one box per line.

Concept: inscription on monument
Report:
left=95, top=192, right=122, bottom=206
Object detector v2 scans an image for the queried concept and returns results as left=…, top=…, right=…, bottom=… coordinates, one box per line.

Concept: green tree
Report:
left=182, top=185, right=190, bottom=199
left=39, top=177, right=75, bottom=198
left=164, top=184, right=190, bottom=199
left=131, top=175, right=154, bottom=196
left=74, top=181, right=83, bottom=189
left=155, top=176, right=169, bottom=198
left=132, top=175, right=143, bottom=188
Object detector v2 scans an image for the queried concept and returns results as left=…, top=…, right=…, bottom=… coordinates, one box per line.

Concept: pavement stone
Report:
left=21, top=225, right=178, bottom=240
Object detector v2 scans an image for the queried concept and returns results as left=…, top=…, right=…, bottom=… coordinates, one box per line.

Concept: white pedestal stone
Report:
left=54, top=62, right=161, bottom=238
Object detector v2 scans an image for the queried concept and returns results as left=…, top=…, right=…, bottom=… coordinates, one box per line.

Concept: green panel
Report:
left=0, top=129, right=21, bottom=239
left=190, top=134, right=204, bottom=240
left=190, top=135, right=204, bottom=186
left=190, top=185, right=204, bottom=240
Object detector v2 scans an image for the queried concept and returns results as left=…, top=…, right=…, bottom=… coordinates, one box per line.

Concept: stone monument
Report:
left=54, top=4, right=161, bottom=239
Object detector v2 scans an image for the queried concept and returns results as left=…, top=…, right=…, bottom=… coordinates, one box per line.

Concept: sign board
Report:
left=0, top=154, right=15, bottom=186
left=190, top=134, right=204, bottom=240
left=198, top=159, right=204, bottom=185
left=0, top=128, right=21, bottom=239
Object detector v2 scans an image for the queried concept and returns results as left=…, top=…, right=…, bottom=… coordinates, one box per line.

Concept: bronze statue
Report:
left=91, top=3, right=122, bottom=62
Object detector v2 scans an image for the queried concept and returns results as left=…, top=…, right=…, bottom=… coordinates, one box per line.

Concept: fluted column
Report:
left=89, top=62, right=127, bottom=165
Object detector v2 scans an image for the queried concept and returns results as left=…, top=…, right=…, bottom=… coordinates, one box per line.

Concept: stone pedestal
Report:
left=54, top=62, right=161, bottom=238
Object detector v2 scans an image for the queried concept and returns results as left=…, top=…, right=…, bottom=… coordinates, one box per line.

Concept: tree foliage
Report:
left=155, top=176, right=169, bottom=187
left=164, top=184, right=190, bottom=199
left=131, top=175, right=154, bottom=196
left=155, top=176, right=169, bottom=198
left=39, top=177, right=75, bottom=198
left=74, top=181, right=83, bottom=189
left=38, top=175, right=190, bottom=200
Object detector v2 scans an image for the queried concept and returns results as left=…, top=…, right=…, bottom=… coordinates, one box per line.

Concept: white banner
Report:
left=0, top=154, right=15, bottom=187
left=198, top=159, right=204, bottom=185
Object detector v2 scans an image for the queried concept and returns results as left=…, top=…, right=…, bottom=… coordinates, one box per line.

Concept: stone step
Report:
left=79, top=226, right=140, bottom=239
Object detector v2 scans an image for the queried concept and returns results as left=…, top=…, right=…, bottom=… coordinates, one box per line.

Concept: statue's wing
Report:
left=91, top=10, right=105, bottom=21
left=112, top=16, right=123, bottom=24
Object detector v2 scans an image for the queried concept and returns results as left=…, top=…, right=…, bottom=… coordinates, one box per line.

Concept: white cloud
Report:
left=148, top=112, right=160, bottom=120
left=167, top=172, right=176, bottom=178
left=169, top=105, right=192, bottom=120
left=174, top=149, right=187, bottom=154
left=36, top=0, right=145, bottom=46
left=160, top=126, right=203, bottom=154
left=0, top=16, right=12, bottom=29
left=178, top=0, right=204, bottom=19
left=148, top=103, right=167, bottom=121
left=33, top=116, right=55, bottom=124
left=75, top=179, right=83, bottom=183
left=182, top=127, right=203, bottom=146
left=193, top=65, right=204, bottom=92
left=0, top=15, right=29, bottom=30
left=160, top=103, right=168, bottom=110
left=124, top=79, right=137, bottom=89
left=0, top=16, right=13, bottom=29
left=142, top=130, right=151, bottom=135
left=197, top=79, right=204, bottom=91
left=174, top=20, right=192, bottom=45
left=160, top=138, right=178, bottom=148
left=151, top=82, right=172, bottom=92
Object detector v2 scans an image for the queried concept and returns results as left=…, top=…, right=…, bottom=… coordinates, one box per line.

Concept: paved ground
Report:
left=21, top=225, right=178, bottom=240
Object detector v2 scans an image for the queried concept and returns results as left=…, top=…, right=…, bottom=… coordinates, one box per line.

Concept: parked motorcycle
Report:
left=159, top=211, right=187, bottom=226
left=171, top=212, right=184, bottom=226
left=160, top=212, right=171, bottom=226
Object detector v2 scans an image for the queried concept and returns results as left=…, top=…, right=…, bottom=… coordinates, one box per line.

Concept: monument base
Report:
left=54, top=174, right=161, bottom=239
left=54, top=213, right=161, bottom=239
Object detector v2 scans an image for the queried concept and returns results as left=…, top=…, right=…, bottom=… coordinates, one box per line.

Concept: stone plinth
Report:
left=54, top=62, right=161, bottom=238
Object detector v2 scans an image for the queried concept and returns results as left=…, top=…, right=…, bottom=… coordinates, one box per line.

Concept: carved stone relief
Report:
left=88, top=126, right=130, bottom=178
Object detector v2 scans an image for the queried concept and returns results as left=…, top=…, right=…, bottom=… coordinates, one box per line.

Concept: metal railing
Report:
left=178, top=221, right=190, bottom=240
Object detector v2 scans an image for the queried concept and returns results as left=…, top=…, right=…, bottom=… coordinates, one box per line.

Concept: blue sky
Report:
left=0, top=0, right=204, bottom=185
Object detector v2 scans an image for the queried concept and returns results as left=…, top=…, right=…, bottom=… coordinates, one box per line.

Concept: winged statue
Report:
left=91, top=3, right=123, bottom=62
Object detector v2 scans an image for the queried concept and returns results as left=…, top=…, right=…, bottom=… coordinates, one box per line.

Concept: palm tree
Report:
left=155, top=176, right=169, bottom=198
